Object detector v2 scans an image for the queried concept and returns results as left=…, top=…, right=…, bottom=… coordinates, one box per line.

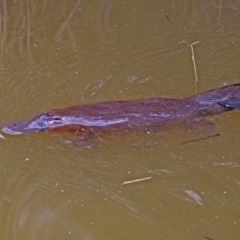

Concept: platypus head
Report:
left=2, top=113, right=64, bottom=135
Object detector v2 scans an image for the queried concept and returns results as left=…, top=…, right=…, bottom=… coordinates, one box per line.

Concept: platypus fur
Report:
left=2, top=83, right=240, bottom=136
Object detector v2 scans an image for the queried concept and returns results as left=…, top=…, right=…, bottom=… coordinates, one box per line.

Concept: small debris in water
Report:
left=181, top=133, right=222, bottom=145
left=162, top=14, right=175, bottom=23
left=145, top=140, right=153, bottom=147
left=0, top=134, right=5, bottom=139
left=121, top=176, right=152, bottom=185
left=185, top=190, right=203, bottom=205
left=204, top=237, right=213, bottom=240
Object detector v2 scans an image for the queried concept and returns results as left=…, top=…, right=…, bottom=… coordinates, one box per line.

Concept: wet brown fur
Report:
left=3, top=83, right=240, bottom=137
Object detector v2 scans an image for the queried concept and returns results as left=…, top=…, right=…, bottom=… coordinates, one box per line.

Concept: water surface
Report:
left=0, top=0, right=240, bottom=239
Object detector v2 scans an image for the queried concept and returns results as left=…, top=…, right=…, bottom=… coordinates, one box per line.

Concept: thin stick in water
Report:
left=163, top=14, right=174, bottom=23
left=180, top=133, right=222, bottom=145
left=190, top=41, right=200, bottom=94
left=121, top=177, right=152, bottom=185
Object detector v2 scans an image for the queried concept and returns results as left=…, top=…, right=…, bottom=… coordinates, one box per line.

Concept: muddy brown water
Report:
left=0, top=0, right=240, bottom=239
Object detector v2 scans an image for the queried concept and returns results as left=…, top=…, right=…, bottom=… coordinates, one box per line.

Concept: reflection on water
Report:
left=1, top=0, right=240, bottom=239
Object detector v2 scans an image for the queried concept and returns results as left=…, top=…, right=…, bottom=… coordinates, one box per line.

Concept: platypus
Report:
left=2, top=83, right=240, bottom=137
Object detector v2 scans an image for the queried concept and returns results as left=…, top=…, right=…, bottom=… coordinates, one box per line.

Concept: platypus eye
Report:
left=47, top=117, right=63, bottom=125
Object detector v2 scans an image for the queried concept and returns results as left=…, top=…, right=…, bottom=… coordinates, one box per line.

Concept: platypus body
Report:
left=2, top=83, right=240, bottom=137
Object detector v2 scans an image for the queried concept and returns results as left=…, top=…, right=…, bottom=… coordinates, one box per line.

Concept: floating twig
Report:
left=163, top=14, right=174, bottom=23
left=181, top=133, right=222, bottom=145
left=190, top=41, right=200, bottom=94
left=121, top=177, right=152, bottom=185
left=145, top=140, right=153, bottom=147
